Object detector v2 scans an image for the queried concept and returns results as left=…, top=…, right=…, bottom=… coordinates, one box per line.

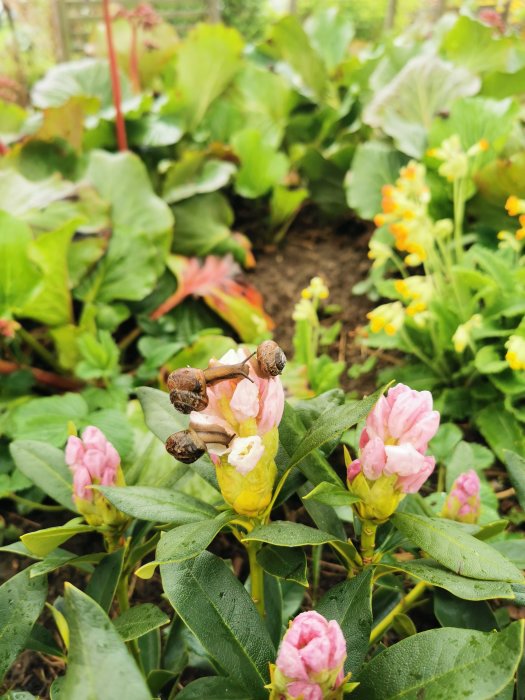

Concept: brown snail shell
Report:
left=167, top=368, right=208, bottom=414
left=165, top=429, right=206, bottom=464
left=256, top=340, right=286, bottom=376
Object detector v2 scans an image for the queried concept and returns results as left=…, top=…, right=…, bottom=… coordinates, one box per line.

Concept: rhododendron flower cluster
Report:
left=442, top=469, right=481, bottom=524
left=269, top=611, right=348, bottom=700
left=65, top=426, right=127, bottom=529
left=347, top=383, right=440, bottom=521
left=189, top=348, right=284, bottom=516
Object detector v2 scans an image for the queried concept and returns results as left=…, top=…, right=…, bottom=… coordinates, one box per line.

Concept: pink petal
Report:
left=230, top=378, right=260, bottom=422
left=396, top=455, right=435, bottom=493
left=287, top=681, right=323, bottom=700
left=276, top=641, right=309, bottom=681
left=383, top=443, right=427, bottom=477
left=81, top=426, right=107, bottom=450
left=65, top=436, right=84, bottom=467
left=361, top=436, right=387, bottom=480
left=73, top=466, right=92, bottom=501
left=347, top=459, right=362, bottom=483
left=257, top=376, right=284, bottom=434
left=227, top=435, right=264, bottom=475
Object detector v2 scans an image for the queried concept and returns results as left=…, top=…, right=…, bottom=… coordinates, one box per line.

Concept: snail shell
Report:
left=167, top=368, right=208, bottom=414
left=256, top=340, right=286, bottom=376
left=165, top=429, right=206, bottom=464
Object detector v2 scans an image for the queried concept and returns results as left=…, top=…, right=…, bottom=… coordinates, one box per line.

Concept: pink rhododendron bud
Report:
left=188, top=347, right=284, bottom=517
left=65, top=426, right=127, bottom=530
left=442, top=470, right=481, bottom=524
left=347, top=384, right=439, bottom=522
left=269, top=611, right=349, bottom=700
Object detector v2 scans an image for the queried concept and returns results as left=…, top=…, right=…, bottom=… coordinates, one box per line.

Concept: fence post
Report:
left=208, top=0, right=220, bottom=23
left=51, top=0, right=70, bottom=61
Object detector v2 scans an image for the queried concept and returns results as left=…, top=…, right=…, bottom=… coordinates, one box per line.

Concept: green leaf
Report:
left=170, top=192, right=237, bottom=258
left=304, top=7, right=354, bottom=71
left=243, top=521, right=344, bottom=548
left=382, top=560, right=514, bottom=601
left=441, top=15, right=517, bottom=74
left=9, top=440, right=74, bottom=510
left=21, top=519, right=95, bottom=558
left=492, top=540, right=525, bottom=569
left=97, top=485, right=216, bottom=524
left=161, top=552, right=274, bottom=698
left=345, top=142, right=407, bottom=219
left=232, top=129, right=289, bottom=198
left=303, top=481, right=359, bottom=507
left=256, top=545, right=308, bottom=587
left=316, top=568, right=373, bottom=674
left=113, top=604, right=169, bottom=642
left=0, top=210, right=38, bottom=315
left=0, top=566, right=48, bottom=682
left=353, top=622, right=524, bottom=700
left=85, top=548, right=124, bottom=613
left=392, top=513, right=523, bottom=583
left=287, top=388, right=383, bottom=472
left=433, top=589, right=498, bottom=632
left=476, top=404, right=525, bottom=460
left=60, top=584, right=150, bottom=700
left=503, top=450, right=525, bottom=509
left=363, top=55, right=480, bottom=157
left=176, top=677, right=251, bottom=699
left=0, top=170, right=75, bottom=219
left=162, top=155, right=236, bottom=203
left=176, top=23, right=244, bottom=129
left=8, top=393, right=89, bottom=446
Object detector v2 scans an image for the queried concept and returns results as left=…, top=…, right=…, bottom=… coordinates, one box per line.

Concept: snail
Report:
left=256, top=340, right=287, bottom=377
left=167, top=355, right=254, bottom=414
left=165, top=422, right=234, bottom=464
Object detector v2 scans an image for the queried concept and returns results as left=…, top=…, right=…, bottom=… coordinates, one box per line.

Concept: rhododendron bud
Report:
left=347, top=384, right=439, bottom=522
left=269, top=611, right=349, bottom=700
left=65, top=426, right=127, bottom=529
left=442, top=470, right=481, bottom=524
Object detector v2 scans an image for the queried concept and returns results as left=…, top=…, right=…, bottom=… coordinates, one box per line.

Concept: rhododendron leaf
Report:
left=98, top=485, right=216, bottom=524
left=162, top=551, right=274, bottom=697
left=176, top=677, right=250, bottom=699
left=243, top=521, right=345, bottom=548
left=0, top=566, right=48, bottom=683
left=303, top=481, right=360, bottom=507
left=503, top=450, right=525, bottom=510
left=61, top=584, right=150, bottom=700
left=85, top=547, right=125, bottom=613
left=113, top=604, right=169, bottom=642
left=381, top=560, right=514, bottom=601
left=433, top=589, right=498, bottom=632
left=476, top=404, right=525, bottom=460
left=354, top=622, right=524, bottom=700
left=392, top=513, right=523, bottom=582
left=21, top=520, right=95, bottom=558
left=256, top=545, right=308, bottom=587
left=316, top=568, right=373, bottom=675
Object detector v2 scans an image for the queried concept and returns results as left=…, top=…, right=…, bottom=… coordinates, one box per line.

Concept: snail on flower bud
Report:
left=166, top=419, right=236, bottom=464
left=256, top=340, right=286, bottom=377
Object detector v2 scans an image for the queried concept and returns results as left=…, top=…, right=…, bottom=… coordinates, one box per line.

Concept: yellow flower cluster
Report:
left=452, top=314, right=482, bottom=353
left=367, top=302, right=404, bottom=336
left=301, top=276, right=329, bottom=301
left=394, top=276, right=433, bottom=324
left=498, top=196, right=525, bottom=249
left=427, top=135, right=489, bottom=182
left=505, top=335, right=525, bottom=372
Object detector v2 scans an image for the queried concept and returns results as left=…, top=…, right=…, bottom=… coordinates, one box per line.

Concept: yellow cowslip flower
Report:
left=301, top=276, right=329, bottom=301
left=292, top=298, right=315, bottom=323
left=505, top=335, right=525, bottom=371
left=505, top=195, right=525, bottom=217
left=368, top=240, right=392, bottom=268
left=429, top=135, right=489, bottom=182
left=367, top=302, right=404, bottom=336
left=498, top=230, right=522, bottom=251
left=452, top=314, right=482, bottom=353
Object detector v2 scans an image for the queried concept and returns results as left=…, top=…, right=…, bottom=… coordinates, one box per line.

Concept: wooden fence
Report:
left=51, top=0, right=220, bottom=60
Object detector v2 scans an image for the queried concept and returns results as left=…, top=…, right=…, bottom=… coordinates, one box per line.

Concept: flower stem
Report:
left=247, top=542, right=265, bottom=618
left=116, top=572, right=144, bottom=672
left=9, top=493, right=65, bottom=512
left=369, top=581, right=427, bottom=644
left=453, top=177, right=465, bottom=263
left=102, top=0, right=128, bottom=151
left=18, top=327, right=61, bottom=372
left=360, top=521, right=377, bottom=565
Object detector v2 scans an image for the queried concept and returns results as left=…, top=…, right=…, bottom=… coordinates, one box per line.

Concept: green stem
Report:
left=116, top=573, right=144, bottom=672
left=9, top=493, right=65, bottom=512
left=453, top=178, right=465, bottom=264
left=369, top=581, right=427, bottom=644
left=18, top=327, right=61, bottom=372
left=360, top=521, right=377, bottom=565
left=247, top=542, right=265, bottom=618
left=311, top=545, right=322, bottom=606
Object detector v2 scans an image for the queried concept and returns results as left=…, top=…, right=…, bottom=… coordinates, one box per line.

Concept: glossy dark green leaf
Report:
left=97, top=485, right=217, bottom=524
left=176, top=677, right=251, bottom=699
left=161, top=552, right=274, bottom=698
left=504, top=450, right=525, bottom=509
left=0, top=567, right=48, bottom=682
left=257, top=545, right=308, bottom=587
left=392, top=513, right=523, bottom=582
left=243, top=521, right=344, bottom=548
left=61, top=584, right=150, bottom=699
left=492, top=540, right=525, bottom=569
left=85, top=547, right=124, bottom=613
left=262, top=573, right=282, bottom=650
left=316, top=568, right=373, bottom=674
left=302, top=481, right=359, bottom=507
left=114, top=604, right=169, bottom=642
left=21, top=519, right=95, bottom=558
left=138, top=628, right=160, bottom=675
left=433, top=589, right=498, bottom=632
left=353, top=622, right=524, bottom=700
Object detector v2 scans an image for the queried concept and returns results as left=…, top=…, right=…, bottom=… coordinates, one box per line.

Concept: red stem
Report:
left=102, top=0, right=128, bottom=151
left=129, top=23, right=141, bottom=93
left=0, top=360, right=84, bottom=391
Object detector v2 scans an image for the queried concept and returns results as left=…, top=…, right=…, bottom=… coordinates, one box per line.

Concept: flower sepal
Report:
left=74, top=465, right=128, bottom=530
left=348, top=471, right=404, bottom=524
left=268, top=663, right=355, bottom=700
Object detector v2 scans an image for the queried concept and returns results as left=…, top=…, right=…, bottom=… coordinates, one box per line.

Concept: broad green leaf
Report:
left=0, top=566, right=48, bottom=682
left=61, top=584, right=150, bottom=700
left=304, top=7, right=354, bottom=71
left=382, top=560, right=514, bottom=601
left=171, top=192, right=235, bottom=257
left=176, top=23, right=244, bottom=129
left=392, top=513, right=523, bottom=582
left=97, top=485, right=216, bottom=523
left=433, top=589, right=498, bottom=632
left=85, top=548, right=124, bottom=613
left=345, top=141, right=407, bottom=219
left=162, top=552, right=274, bottom=698
left=316, top=568, right=373, bottom=674
left=476, top=404, right=525, bottom=460
left=503, top=450, right=525, bottom=509
left=441, top=15, right=517, bottom=74
left=492, top=540, right=525, bottom=569
left=354, top=622, right=524, bottom=700
left=243, top=521, right=344, bottom=548
left=162, top=155, right=236, bottom=203
left=363, top=55, right=480, bottom=157
left=287, top=388, right=383, bottom=472
left=482, top=66, right=525, bottom=99
left=113, top=604, right=169, bottom=642
left=8, top=393, right=89, bottom=446
left=0, top=210, right=38, bottom=315
left=176, top=677, right=251, bottom=699
left=9, top=440, right=75, bottom=510
left=267, top=16, right=328, bottom=101
left=256, top=545, right=308, bottom=587
left=21, top=519, right=95, bottom=558
left=303, top=481, right=359, bottom=507
left=0, top=170, right=75, bottom=219
left=136, top=512, right=235, bottom=578
left=232, top=129, right=289, bottom=199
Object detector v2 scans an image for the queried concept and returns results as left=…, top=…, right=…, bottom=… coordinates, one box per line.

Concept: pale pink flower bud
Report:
left=65, top=426, right=120, bottom=501
left=272, top=611, right=347, bottom=699
left=442, top=470, right=481, bottom=524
